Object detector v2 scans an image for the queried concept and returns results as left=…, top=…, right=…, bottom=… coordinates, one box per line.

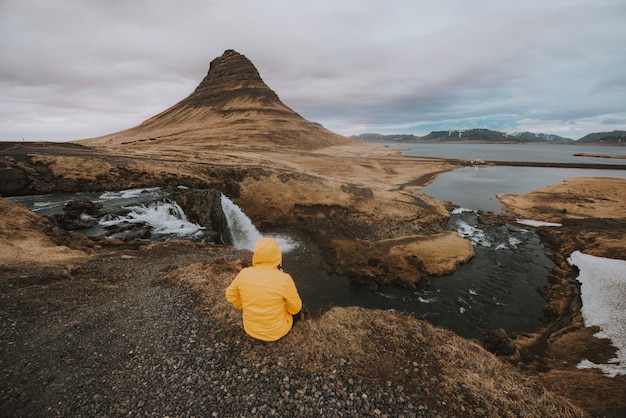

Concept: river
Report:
left=291, top=143, right=626, bottom=338
left=8, top=143, right=626, bottom=340
left=7, top=189, right=553, bottom=340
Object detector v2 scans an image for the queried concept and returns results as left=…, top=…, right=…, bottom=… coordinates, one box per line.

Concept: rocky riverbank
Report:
left=497, top=177, right=626, bottom=415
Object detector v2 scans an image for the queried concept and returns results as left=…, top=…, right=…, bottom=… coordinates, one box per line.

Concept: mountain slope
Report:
left=79, top=50, right=358, bottom=150
left=577, top=130, right=626, bottom=144
left=420, top=129, right=524, bottom=142
left=513, top=131, right=573, bottom=143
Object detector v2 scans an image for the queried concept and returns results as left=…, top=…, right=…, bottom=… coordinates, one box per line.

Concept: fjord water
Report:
left=407, top=143, right=626, bottom=212
left=418, top=165, right=626, bottom=212
left=391, top=142, right=626, bottom=165
left=295, top=142, right=626, bottom=338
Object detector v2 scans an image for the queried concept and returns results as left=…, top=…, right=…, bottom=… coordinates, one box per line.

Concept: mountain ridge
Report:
left=420, top=129, right=526, bottom=142
left=78, top=50, right=358, bottom=150
left=577, top=130, right=626, bottom=144
left=511, top=131, right=573, bottom=143
left=354, top=129, right=626, bottom=144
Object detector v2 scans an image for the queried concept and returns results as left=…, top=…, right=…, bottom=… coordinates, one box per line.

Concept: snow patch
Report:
left=568, top=251, right=626, bottom=377
left=516, top=219, right=562, bottom=227
left=451, top=207, right=476, bottom=215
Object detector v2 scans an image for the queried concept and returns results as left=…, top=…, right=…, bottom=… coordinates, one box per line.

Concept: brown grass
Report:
left=0, top=199, right=92, bottom=267
left=499, top=177, right=626, bottom=221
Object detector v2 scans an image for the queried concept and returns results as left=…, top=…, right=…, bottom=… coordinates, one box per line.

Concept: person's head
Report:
left=252, top=237, right=282, bottom=268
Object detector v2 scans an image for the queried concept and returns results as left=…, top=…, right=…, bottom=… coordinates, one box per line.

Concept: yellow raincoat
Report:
left=226, top=237, right=303, bottom=342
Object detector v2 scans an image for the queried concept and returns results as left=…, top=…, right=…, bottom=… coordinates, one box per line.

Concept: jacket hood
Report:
left=252, top=237, right=282, bottom=268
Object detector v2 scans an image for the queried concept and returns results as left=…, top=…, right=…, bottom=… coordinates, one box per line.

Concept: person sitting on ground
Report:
left=226, top=237, right=303, bottom=342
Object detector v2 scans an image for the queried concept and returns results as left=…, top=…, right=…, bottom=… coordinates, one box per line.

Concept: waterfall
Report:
left=220, top=194, right=297, bottom=253
left=220, top=195, right=263, bottom=251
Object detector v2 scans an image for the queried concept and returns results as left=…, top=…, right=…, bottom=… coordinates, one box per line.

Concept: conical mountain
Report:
left=80, top=50, right=357, bottom=150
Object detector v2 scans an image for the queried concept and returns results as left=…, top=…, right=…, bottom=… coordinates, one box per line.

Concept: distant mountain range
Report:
left=352, top=129, right=626, bottom=144
left=350, top=133, right=421, bottom=142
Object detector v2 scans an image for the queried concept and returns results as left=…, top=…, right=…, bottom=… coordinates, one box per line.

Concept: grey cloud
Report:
left=1, top=0, right=625, bottom=141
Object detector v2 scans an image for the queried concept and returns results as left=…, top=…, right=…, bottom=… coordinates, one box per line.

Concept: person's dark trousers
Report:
left=292, top=311, right=302, bottom=325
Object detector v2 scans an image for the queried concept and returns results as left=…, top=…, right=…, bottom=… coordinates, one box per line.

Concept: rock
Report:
left=184, top=49, right=281, bottom=107
left=63, top=199, right=102, bottom=216
left=99, top=218, right=152, bottom=241
left=483, top=328, right=516, bottom=356
left=0, top=158, right=33, bottom=196
left=52, top=212, right=98, bottom=230
left=330, top=233, right=473, bottom=288
left=173, top=189, right=230, bottom=244
left=340, top=184, right=373, bottom=199
left=50, top=199, right=103, bottom=230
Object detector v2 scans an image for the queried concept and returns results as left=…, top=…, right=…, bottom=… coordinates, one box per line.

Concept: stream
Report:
left=9, top=185, right=554, bottom=340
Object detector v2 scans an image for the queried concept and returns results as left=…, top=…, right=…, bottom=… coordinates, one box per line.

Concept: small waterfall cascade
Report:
left=220, top=195, right=263, bottom=251
left=220, top=194, right=297, bottom=253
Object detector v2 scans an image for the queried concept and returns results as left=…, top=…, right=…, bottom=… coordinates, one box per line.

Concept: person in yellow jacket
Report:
left=226, top=237, right=303, bottom=342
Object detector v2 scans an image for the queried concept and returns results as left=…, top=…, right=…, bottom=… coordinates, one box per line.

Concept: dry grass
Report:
left=499, top=177, right=626, bottom=221
left=542, top=370, right=626, bottom=415
left=0, top=199, right=92, bottom=267
left=163, top=256, right=588, bottom=417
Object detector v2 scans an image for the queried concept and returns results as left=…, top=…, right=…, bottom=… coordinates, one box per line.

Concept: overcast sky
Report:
left=1, top=0, right=625, bottom=141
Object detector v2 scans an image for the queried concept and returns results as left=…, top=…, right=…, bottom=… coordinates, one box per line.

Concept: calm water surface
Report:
left=418, top=166, right=626, bottom=212
left=386, top=142, right=626, bottom=165
left=380, top=142, right=626, bottom=212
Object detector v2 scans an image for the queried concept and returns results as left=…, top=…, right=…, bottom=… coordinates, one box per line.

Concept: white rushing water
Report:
left=98, top=187, right=161, bottom=201
left=220, top=194, right=298, bottom=253
left=449, top=208, right=531, bottom=250
left=99, top=200, right=207, bottom=239
left=95, top=191, right=299, bottom=249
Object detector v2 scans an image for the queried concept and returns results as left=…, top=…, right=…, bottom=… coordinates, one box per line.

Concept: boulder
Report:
left=63, top=199, right=103, bottom=216
left=173, top=189, right=231, bottom=244
left=483, top=328, right=516, bottom=356
left=51, top=199, right=103, bottom=230
left=0, top=158, right=33, bottom=196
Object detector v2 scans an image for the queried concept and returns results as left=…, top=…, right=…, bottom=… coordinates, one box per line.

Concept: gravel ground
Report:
left=1, top=243, right=438, bottom=418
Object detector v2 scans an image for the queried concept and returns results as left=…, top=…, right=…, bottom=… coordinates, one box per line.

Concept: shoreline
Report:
left=377, top=139, right=626, bottom=147
left=497, top=177, right=626, bottom=413
left=485, top=160, right=626, bottom=169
